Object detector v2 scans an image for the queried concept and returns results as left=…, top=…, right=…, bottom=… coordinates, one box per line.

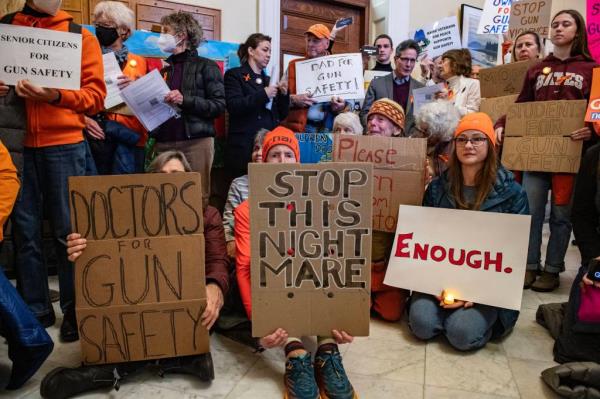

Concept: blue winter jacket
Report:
left=422, top=166, right=529, bottom=338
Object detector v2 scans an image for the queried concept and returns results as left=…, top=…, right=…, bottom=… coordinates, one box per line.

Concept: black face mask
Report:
left=95, top=26, right=119, bottom=47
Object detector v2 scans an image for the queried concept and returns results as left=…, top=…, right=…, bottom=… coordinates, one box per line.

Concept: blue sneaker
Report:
left=314, top=346, right=357, bottom=399
left=284, top=353, right=320, bottom=399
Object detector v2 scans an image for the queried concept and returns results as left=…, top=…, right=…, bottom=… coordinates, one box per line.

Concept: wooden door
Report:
left=61, top=0, right=88, bottom=23
left=280, top=0, right=369, bottom=69
left=88, top=0, right=132, bottom=24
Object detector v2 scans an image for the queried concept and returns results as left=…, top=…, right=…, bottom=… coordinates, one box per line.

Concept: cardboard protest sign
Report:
left=502, top=100, right=586, bottom=173
left=296, top=133, right=333, bottom=163
left=333, top=135, right=427, bottom=233
left=384, top=205, right=531, bottom=311
left=585, top=67, right=600, bottom=122
left=480, top=94, right=518, bottom=124
left=69, top=173, right=208, bottom=364
left=0, top=24, right=82, bottom=89
left=479, top=59, right=537, bottom=98
left=588, top=0, right=600, bottom=63
left=295, top=53, right=365, bottom=102
left=508, top=0, right=552, bottom=39
left=249, top=163, right=372, bottom=337
left=477, top=0, right=512, bottom=35
left=413, top=16, right=462, bottom=59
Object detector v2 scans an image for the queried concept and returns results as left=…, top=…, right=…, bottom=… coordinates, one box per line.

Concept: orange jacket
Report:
left=234, top=200, right=252, bottom=319
left=0, top=140, right=19, bottom=242
left=11, top=11, right=106, bottom=147
left=281, top=58, right=309, bottom=133
left=105, top=53, right=148, bottom=147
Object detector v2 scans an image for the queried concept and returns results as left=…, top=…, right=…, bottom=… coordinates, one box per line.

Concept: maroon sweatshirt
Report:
left=204, top=205, right=230, bottom=295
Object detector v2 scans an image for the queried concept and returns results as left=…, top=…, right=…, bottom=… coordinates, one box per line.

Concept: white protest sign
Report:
left=412, top=16, right=462, bottom=59
left=0, top=24, right=81, bottom=90
left=477, top=0, right=512, bottom=35
left=384, top=205, right=530, bottom=310
left=295, top=53, right=365, bottom=102
left=102, top=52, right=124, bottom=109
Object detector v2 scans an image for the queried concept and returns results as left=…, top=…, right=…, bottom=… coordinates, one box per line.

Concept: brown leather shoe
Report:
left=531, top=272, right=560, bottom=292
left=523, top=270, right=538, bottom=289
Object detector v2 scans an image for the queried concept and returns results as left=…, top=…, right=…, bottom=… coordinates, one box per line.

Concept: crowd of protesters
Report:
left=0, top=1, right=599, bottom=398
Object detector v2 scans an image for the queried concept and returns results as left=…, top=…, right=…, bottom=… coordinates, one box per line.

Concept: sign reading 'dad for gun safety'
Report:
left=0, top=24, right=81, bottom=90
left=294, top=53, right=365, bottom=102
left=384, top=205, right=530, bottom=311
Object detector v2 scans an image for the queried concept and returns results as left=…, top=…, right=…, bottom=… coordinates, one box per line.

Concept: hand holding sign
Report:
left=15, top=79, right=60, bottom=103
left=570, top=126, right=592, bottom=141
left=66, top=233, right=87, bottom=262
left=291, top=92, right=316, bottom=108
left=0, top=80, right=8, bottom=97
left=201, top=283, right=224, bottom=330
left=436, top=292, right=474, bottom=309
left=164, top=89, right=184, bottom=105
left=330, top=95, right=346, bottom=112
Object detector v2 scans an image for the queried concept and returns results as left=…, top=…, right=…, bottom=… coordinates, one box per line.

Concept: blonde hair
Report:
left=333, top=112, right=363, bottom=135
left=93, top=1, right=135, bottom=38
left=147, top=151, right=192, bottom=173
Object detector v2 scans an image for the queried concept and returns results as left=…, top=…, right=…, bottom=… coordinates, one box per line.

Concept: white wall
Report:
left=173, top=0, right=258, bottom=43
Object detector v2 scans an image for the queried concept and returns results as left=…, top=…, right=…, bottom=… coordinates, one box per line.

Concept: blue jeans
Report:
left=408, top=293, right=499, bottom=351
left=12, top=142, right=87, bottom=318
left=522, top=172, right=572, bottom=274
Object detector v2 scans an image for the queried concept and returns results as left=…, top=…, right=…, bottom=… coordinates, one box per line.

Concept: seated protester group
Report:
left=409, top=113, right=529, bottom=351
left=40, top=151, right=229, bottom=399
left=86, top=0, right=149, bottom=174
left=234, top=127, right=357, bottom=399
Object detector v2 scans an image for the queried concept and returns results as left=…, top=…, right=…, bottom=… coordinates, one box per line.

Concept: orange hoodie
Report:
left=0, top=140, right=19, bottom=242
left=11, top=10, right=106, bottom=148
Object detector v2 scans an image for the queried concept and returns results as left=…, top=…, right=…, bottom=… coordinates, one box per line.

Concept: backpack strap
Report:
left=0, top=12, right=16, bottom=24
left=68, top=21, right=82, bottom=34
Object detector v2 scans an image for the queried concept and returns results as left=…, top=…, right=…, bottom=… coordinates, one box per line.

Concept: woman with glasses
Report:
left=435, top=48, right=481, bottom=116
left=408, top=113, right=528, bottom=351
left=495, top=9, right=598, bottom=291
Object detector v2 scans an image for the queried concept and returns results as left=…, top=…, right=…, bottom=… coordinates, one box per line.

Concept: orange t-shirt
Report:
left=234, top=200, right=252, bottom=319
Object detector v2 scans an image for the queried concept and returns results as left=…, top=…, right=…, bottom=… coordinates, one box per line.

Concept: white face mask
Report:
left=31, top=0, right=62, bottom=15
left=157, top=33, right=181, bottom=53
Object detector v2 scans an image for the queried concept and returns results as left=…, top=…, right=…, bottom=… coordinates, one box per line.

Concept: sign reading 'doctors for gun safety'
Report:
left=479, top=59, right=538, bottom=98
left=477, top=0, right=512, bottom=35
left=294, top=53, right=365, bottom=102
left=384, top=205, right=531, bottom=311
left=333, top=135, right=427, bottom=233
left=508, top=0, right=552, bottom=39
left=69, top=173, right=208, bottom=365
left=0, top=24, right=81, bottom=90
left=502, top=100, right=586, bottom=173
left=249, top=163, right=373, bottom=337
left=412, top=16, right=462, bottom=60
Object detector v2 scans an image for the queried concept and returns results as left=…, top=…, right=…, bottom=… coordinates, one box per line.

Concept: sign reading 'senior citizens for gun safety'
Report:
left=0, top=24, right=82, bottom=90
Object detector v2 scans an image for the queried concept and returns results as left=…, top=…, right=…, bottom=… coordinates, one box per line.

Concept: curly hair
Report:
left=442, top=48, right=472, bottom=77
left=161, top=11, right=204, bottom=49
left=414, top=100, right=460, bottom=143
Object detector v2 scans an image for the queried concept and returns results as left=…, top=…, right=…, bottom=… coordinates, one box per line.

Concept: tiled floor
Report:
left=1, top=227, right=576, bottom=398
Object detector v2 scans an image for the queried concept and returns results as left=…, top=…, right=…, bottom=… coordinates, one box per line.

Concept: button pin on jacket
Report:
left=542, top=66, right=551, bottom=75
left=256, top=77, right=263, bottom=84
left=129, top=59, right=137, bottom=68
left=243, top=73, right=251, bottom=82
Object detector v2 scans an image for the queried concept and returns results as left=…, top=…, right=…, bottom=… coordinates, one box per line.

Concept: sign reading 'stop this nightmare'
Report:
left=249, top=163, right=373, bottom=337
left=0, top=24, right=82, bottom=90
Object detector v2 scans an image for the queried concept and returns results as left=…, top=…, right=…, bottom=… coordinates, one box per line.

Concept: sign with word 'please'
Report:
left=295, top=53, right=365, bottom=102
left=384, top=205, right=530, bottom=310
left=502, top=100, right=586, bottom=173
left=69, top=173, right=208, bottom=365
left=0, top=24, right=81, bottom=89
left=249, top=163, right=372, bottom=337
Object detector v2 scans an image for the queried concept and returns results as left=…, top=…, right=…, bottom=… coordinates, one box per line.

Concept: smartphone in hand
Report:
left=336, top=17, right=353, bottom=28
left=587, top=259, right=600, bottom=283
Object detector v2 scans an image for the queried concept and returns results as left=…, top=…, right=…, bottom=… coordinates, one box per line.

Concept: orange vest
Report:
left=281, top=58, right=309, bottom=133
left=105, top=53, right=149, bottom=147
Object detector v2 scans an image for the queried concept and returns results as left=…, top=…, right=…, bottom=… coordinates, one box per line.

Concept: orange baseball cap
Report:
left=454, top=112, right=496, bottom=146
left=305, top=24, right=331, bottom=39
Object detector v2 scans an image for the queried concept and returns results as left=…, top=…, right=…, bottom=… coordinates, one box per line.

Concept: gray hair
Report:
left=147, top=150, right=192, bottom=173
left=333, top=112, right=363, bottom=135
left=93, top=1, right=135, bottom=37
left=161, top=11, right=204, bottom=49
left=414, top=100, right=460, bottom=142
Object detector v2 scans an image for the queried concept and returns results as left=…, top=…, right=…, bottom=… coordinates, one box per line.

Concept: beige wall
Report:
left=173, top=0, right=258, bottom=43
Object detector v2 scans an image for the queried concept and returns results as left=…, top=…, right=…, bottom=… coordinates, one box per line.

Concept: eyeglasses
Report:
left=397, top=57, right=417, bottom=64
left=454, top=137, right=488, bottom=147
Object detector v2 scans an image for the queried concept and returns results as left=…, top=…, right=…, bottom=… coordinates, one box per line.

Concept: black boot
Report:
left=158, top=353, right=214, bottom=381
left=59, top=307, right=78, bottom=343
left=40, top=362, right=145, bottom=399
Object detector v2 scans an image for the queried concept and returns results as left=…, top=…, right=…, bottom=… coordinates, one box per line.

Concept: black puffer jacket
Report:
left=156, top=49, right=226, bottom=140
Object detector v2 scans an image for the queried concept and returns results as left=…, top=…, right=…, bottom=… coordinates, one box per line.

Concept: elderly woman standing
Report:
left=436, top=49, right=481, bottom=116
left=86, top=1, right=149, bottom=173
left=153, top=11, right=226, bottom=204
left=414, top=100, right=461, bottom=177
left=224, top=33, right=289, bottom=179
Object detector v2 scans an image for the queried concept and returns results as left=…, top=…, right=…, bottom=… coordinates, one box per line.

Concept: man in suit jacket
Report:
left=360, top=39, right=424, bottom=137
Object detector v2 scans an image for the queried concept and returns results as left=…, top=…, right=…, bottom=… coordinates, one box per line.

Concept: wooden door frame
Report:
left=259, top=0, right=369, bottom=73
